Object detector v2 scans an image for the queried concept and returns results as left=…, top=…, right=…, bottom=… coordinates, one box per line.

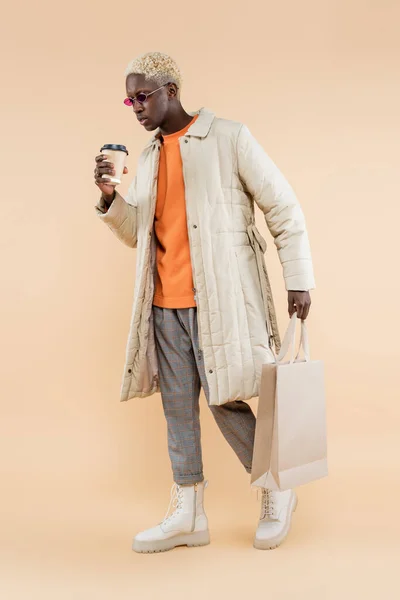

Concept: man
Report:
left=94, top=51, right=315, bottom=553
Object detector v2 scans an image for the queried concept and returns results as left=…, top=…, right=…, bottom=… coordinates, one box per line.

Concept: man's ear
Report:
left=167, top=83, right=178, bottom=98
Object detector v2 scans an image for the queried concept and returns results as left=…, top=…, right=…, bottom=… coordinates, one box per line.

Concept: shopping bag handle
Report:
left=275, top=312, right=310, bottom=364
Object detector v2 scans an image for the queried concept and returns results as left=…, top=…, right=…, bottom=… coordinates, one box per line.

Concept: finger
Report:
left=95, top=157, right=115, bottom=173
left=95, top=162, right=114, bottom=171
left=303, top=302, right=311, bottom=320
left=95, top=154, right=111, bottom=163
left=288, top=296, right=295, bottom=317
left=94, top=166, right=115, bottom=176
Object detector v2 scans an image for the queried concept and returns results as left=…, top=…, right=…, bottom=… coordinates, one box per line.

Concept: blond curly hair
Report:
left=124, top=51, right=182, bottom=88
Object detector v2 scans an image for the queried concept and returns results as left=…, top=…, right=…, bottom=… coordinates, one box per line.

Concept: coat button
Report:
left=149, top=231, right=152, bottom=236
left=184, top=139, right=188, bottom=143
left=209, top=369, right=213, bottom=373
left=193, top=224, right=197, bottom=228
left=128, top=369, right=132, bottom=373
left=192, top=287, right=196, bottom=292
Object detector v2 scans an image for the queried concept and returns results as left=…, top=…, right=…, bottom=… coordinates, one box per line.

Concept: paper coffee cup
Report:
left=100, top=144, right=129, bottom=185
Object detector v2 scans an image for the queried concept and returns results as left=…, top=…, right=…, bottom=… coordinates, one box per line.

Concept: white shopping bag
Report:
left=251, top=312, right=328, bottom=490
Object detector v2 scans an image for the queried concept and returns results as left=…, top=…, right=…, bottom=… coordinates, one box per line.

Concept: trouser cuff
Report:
left=174, top=473, right=204, bottom=485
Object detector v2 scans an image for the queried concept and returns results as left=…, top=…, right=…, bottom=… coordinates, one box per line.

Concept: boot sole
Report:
left=132, top=529, right=210, bottom=553
left=253, top=492, right=298, bottom=550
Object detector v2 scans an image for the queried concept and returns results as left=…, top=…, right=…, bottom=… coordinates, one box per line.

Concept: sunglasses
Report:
left=123, top=83, right=175, bottom=107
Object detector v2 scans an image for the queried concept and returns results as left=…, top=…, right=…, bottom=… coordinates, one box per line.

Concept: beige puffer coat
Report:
left=94, top=107, right=316, bottom=405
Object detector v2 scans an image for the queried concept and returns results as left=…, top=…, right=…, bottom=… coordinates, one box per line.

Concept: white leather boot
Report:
left=253, top=487, right=298, bottom=550
left=132, top=480, right=210, bottom=553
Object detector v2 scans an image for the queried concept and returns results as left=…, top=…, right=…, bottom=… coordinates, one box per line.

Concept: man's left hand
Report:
left=288, top=290, right=311, bottom=320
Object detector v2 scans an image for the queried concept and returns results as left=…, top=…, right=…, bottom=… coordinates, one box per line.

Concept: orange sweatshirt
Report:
left=152, top=114, right=199, bottom=309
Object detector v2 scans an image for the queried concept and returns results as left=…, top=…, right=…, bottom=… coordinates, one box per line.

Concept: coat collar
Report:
left=144, top=107, right=215, bottom=148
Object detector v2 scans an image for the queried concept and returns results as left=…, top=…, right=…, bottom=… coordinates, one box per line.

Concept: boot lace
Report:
left=258, top=487, right=277, bottom=520
left=160, top=483, right=185, bottom=526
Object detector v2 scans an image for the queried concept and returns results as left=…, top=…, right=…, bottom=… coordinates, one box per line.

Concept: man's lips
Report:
left=137, top=117, right=149, bottom=126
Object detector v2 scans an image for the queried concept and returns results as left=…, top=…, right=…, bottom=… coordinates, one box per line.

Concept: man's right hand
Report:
left=94, top=154, right=128, bottom=205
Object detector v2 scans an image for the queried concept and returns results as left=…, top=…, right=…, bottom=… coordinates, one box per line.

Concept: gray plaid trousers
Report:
left=153, top=306, right=256, bottom=485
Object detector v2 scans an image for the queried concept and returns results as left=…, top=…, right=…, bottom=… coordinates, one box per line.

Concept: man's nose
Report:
left=133, top=103, right=143, bottom=114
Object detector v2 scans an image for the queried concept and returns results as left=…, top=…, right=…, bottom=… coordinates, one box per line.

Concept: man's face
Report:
left=125, top=73, right=171, bottom=131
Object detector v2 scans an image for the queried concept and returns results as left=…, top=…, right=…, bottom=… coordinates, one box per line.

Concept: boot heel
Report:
left=186, top=529, right=210, bottom=547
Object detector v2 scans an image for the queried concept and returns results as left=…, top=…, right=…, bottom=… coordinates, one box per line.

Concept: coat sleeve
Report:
left=94, top=175, right=138, bottom=249
left=236, top=124, right=316, bottom=291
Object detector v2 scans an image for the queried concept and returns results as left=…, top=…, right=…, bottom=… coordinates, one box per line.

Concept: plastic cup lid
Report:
left=100, top=144, right=129, bottom=155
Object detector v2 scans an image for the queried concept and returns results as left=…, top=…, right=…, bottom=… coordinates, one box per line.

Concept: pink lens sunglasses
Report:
left=124, top=83, right=177, bottom=107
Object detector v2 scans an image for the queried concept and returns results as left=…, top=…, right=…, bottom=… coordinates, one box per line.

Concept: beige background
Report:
left=1, top=0, right=399, bottom=598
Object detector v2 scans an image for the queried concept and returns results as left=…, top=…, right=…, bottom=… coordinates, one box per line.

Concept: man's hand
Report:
left=288, top=290, right=311, bottom=320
